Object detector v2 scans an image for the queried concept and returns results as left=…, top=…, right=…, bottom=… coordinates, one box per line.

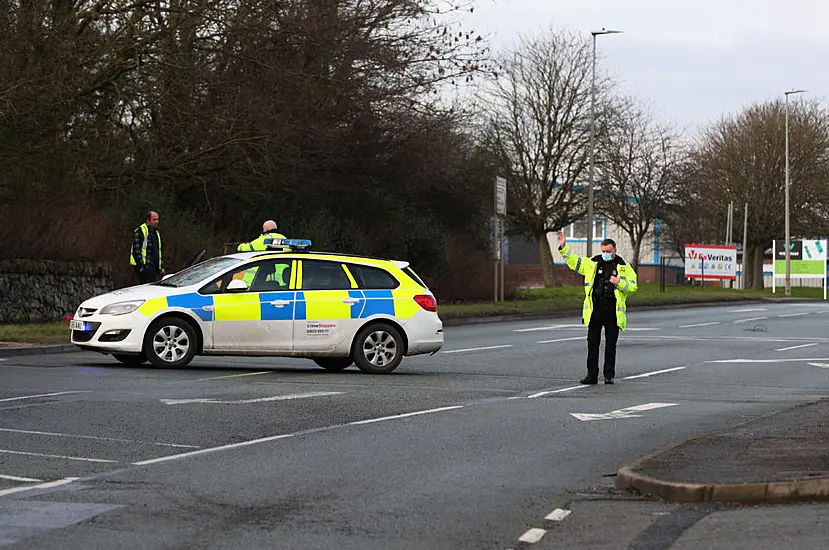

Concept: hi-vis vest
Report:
left=130, top=223, right=162, bottom=268
left=237, top=231, right=288, bottom=287
left=558, top=243, right=638, bottom=330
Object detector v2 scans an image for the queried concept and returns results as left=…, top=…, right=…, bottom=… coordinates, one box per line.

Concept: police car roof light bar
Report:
left=264, top=238, right=312, bottom=252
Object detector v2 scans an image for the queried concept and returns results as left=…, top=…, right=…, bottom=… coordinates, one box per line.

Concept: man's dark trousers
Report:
left=586, top=305, right=620, bottom=381
left=136, top=268, right=158, bottom=284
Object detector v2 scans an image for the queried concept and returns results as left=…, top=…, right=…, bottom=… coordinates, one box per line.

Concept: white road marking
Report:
left=442, top=345, right=513, bottom=354
left=0, top=391, right=91, bottom=403
left=0, top=428, right=198, bottom=449
left=0, top=474, right=42, bottom=482
left=192, top=371, right=271, bottom=381
left=571, top=403, right=678, bottom=422
left=706, top=357, right=829, bottom=363
left=622, top=367, right=686, bottom=380
left=349, top=406, right=465, bottom=425
left=0, top=449, right=115, bottom=463
left=729, top=307, right=768, bottom=312
left=527, top=385, right=584, bottom=399
left=778, top=312, right=809, bottom=318
left=807, top=363, right=829, bottom=369
left=513, top=324, right=584, bottom=333
left=0, top=477, right=78, bottom=498
left=545, top=508, right=571, bottom=521
left=678, top=322, right=720, bottom=328
left=733, top=316, right=768, bottom=324
left=626, top=327, right=661, bottom=331
left=537, top=337, right=584, bottom=344
left=774, top=343, right=819, bottom=352
left=160, top=391, right=343, bottom=405
left=134, top=405, right=465, bottom=466
left=518, top=528, right=547, bottom=543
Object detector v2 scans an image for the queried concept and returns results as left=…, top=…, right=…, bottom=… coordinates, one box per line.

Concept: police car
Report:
left=70, top=240, right=443, bottom=374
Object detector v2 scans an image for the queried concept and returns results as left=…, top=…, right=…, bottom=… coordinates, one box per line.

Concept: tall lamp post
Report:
left=587, top=28, right=623, bottom=257
left=784, top=88, right=807, bottom=297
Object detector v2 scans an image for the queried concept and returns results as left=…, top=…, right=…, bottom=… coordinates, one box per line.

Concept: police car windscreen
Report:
left=156, top=257, right=242, bottom=288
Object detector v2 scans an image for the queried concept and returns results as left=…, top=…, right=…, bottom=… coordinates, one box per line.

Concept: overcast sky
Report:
left=461, top=0, right=826, bottom=133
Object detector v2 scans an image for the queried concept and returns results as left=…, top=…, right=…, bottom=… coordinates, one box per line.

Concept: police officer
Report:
left=557, top=230, right=638, bottom=385
left=130, top=211, right=164, bottom=284
left=236, top=220, right=286, bottom=252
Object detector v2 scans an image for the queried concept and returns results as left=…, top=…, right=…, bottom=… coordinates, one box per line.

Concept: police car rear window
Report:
left=347, top=264, right=399, bottom=290
left=403, top=267, right=427, bottom=288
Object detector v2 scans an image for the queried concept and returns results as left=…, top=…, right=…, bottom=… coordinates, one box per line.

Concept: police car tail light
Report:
left=413, top=294, right=437, bottom=312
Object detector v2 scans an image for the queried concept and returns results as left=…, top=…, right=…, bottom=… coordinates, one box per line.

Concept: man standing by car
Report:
left=130, top=211, right=164, bottom=284
left=237, top=220, right=286, bottom=252
left=557, top=230, right=638, bottom=385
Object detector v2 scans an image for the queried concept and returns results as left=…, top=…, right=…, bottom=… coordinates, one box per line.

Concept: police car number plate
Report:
left=69, top=320, right=85, bottom=331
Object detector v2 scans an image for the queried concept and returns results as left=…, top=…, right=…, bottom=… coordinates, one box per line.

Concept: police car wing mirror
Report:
left=226, top=279, right=249, bottom=292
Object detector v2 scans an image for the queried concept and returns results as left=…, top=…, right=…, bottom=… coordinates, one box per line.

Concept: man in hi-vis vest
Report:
left=130, top=211, right=164, bottom=284
left=557, top=230, right=638, bottom=385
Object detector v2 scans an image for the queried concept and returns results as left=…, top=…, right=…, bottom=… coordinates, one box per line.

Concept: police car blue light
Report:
left=264, top=238, right=312, bottom=251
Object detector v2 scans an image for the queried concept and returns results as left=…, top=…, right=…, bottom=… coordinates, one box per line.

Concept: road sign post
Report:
left=494, top=177, right=507, bottom=302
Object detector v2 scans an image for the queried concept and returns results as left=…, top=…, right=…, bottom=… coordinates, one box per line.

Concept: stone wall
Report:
left=0, top=260, right=113, bottom=323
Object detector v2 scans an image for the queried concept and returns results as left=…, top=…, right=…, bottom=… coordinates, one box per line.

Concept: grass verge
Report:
left=0, top=322, right=69, bottom=345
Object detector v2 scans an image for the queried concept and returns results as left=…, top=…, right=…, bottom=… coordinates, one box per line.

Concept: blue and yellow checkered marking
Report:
left=167, top=293, right=214, bottom=322
left=259, top=291, right=295, bottom=321
left=360, top=290, right=394, bottom=317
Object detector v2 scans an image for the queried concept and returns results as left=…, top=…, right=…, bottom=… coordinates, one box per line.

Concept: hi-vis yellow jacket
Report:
left=558, top=243, right=638, bottom=330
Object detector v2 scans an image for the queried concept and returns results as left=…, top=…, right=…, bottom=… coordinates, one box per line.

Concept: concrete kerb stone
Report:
left=616, top=466, right=829, bottom=504
left=0, top=344, right=78, bottom=358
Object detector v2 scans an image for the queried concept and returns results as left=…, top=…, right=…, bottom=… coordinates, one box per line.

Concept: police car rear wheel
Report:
left=112, top=354, right=147, bottom=366
left=313, top=358, right=353, bottom=372
left=144, top=318, right=197, bottom=369
left=353, top=323, right=403, bottom=374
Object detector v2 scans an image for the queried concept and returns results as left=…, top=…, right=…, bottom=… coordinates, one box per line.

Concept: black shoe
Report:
left=604, top=378, right=614, bottom=385
left=580, top=377, right=598, bottom=385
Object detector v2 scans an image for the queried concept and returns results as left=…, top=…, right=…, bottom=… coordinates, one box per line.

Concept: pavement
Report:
left=1, top=300, right=828, bottom=549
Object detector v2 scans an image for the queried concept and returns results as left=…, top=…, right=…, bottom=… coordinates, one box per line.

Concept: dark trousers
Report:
left=586, top=304, right=620, bottom=380
left=136, top=267, right=158, bottom=284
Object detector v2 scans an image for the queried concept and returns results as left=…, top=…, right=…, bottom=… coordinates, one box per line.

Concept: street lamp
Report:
left=587, top=28, right=623, bottom=257
left=784, top=88, right=807, bottom=297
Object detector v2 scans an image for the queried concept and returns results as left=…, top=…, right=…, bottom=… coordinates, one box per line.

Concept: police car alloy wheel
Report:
left=143, top=317, right=197, bottom=369
left=112, top=353, right=147, bottom=366
left=352, top=323, right=404, bottom=374
left=313, top=358, right=354, bottom=372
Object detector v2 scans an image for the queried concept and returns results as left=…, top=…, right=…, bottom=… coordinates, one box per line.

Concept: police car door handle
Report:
left=269, top=300, right=291, bottom=307
left=202, top=306, right=214, bottom=311
left=342, top=298, right=360, bottom=305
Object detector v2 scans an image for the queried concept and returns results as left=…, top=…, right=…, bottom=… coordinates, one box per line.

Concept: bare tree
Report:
left=676, top=99, right=829, bottom=289
left=597, top=99, right=684, bottom=271
left=480, top=27, right=616, bottom=287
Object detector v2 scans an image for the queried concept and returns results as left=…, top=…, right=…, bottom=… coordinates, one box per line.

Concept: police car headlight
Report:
left=100, top=300, right=145, bottom=316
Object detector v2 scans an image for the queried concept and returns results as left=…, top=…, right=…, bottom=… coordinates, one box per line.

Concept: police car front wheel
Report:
left=352, top=323, right=404, bottom=374
left=143, top=317, right=198, bottom=369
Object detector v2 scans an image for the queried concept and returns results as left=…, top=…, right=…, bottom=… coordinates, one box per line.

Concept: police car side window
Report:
left=348, top=264, right=399, bottom=289
left=301, top=260, right=351, bottom=291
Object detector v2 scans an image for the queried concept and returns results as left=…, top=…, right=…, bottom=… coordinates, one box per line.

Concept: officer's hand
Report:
left=557, top=231, right=566, bottom=247
left=161, top=268, right=166, bottom=276
left=610, top=275, right=621, bottom=285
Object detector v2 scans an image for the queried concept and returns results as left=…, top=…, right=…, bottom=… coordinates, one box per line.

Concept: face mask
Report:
left=601, top=253, right=614, bottom=262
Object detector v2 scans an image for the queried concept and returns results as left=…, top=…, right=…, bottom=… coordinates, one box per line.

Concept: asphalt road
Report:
left=1, top=302, right=828, bottom=549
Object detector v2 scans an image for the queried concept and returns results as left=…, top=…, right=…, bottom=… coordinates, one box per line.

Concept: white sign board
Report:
left=495, top=176, right=507, bottom=216
left=684, top=244, right=737, bottom=280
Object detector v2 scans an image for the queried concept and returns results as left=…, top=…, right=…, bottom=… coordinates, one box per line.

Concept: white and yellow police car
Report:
left=70, top=240, right=443, bottom=374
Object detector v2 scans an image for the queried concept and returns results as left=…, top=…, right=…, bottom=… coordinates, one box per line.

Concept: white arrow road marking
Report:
left=808, top=363, right=829, bottom=369
left=571, top=402, right=678, bottom=422
left=161, top=391, right=343, bottom=405
left=775, top=343, right=818, bottom=352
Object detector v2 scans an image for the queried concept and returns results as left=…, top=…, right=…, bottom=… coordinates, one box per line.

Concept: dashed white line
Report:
left=537, top=337, right=584, bottom=344
left=349, top=406, right=465, bottom=425
left=545, top=508, right=571, bottom=521
left=0, top=391, right=91, bottom=403
left=774, top=343, right=818, bottom=352
left=733, top=316, right=768, bottom=324
left=527, top=385, right=584, bottom=399
left=0, top=428, right=198, bottom=449
left=778, top=312, right=809, bottom=318
left=442, top=345, right=513, bottom=354
left=0, top=477, right=78, bottom=498
left=0, top=449, right=115, bottom=463
left=160, top=391, right=343, bottom=405
left=0, top=474, right=42, bottom=483
left=621, top=367, right=686, bottom=380
left=729, top=307, right=767, bottom=312
left=513, top=325, right=584, bottom=333
left=518, top=528, right=547, bottom=543
left=678, top=322, right=720, bottom=328
left=192, top=371, right=271, bottom=381
left=706, top=357, right=829, bottom=363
